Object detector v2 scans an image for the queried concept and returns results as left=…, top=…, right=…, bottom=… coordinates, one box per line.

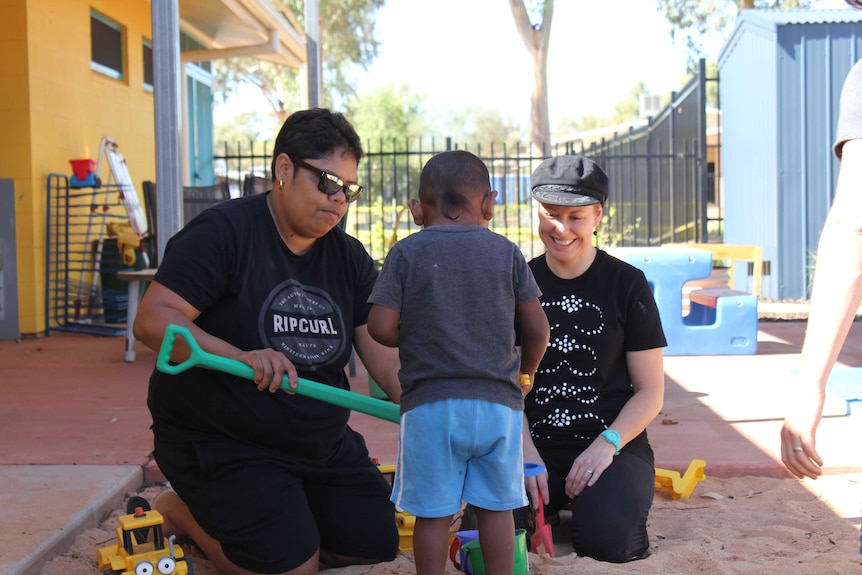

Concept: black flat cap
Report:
left=531, top=155, right=609, bottom=206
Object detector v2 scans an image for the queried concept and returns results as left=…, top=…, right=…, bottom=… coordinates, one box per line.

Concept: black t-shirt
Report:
left=525, top=250, right=666, bottom=449
left=147, top=193, right=378, bottom=461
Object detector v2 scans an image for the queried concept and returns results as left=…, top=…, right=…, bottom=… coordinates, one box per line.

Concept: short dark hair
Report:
left=418, top=150, right=491, bottom=220
left=269, top=108, right=364, bottom=177
left=847, top=0, right=862, bottom=8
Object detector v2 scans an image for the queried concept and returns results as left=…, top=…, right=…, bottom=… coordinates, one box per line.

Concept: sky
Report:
left=355, top=0, right=694, bottom=128
left=216, top=0, right=853, bottom=132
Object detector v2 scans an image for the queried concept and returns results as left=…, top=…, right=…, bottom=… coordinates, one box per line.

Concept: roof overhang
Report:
left=177, top=0, right=306, bottom=67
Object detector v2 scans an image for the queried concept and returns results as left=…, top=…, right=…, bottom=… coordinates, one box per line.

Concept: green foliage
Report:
left=288, top=0, right=385, bottom=104
left=212, top=0, right=383, bottom=126
left=214, top=111, right=267, bottom=147
left=431, top=105, right=525, bottom=150
left=348, top=84, right=428, bottom=149
left=211, top=0, right=537, bottom=153
left=596, top=204, right=642, bottom=248
left=678, top=60, right=720, bottom=107
left=657, top=0, right=814, bottom=63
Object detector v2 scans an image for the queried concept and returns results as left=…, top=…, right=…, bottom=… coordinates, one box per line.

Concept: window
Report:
left=143, top=38, right=153, bottom=91
left=90, top=11, right=123, bottom=80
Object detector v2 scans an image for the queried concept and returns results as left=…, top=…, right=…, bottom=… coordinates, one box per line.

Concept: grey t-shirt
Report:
left=835, top=58, right=862, bottom=158
left=369, top=225, right=541, bottom=413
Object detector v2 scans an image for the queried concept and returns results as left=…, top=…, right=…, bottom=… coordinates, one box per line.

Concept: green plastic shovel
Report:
left=156, top=324, right=400, bottom=424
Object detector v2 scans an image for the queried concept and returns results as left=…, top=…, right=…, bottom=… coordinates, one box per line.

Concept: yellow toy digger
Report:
left=96, top=500, right=192, bottom=575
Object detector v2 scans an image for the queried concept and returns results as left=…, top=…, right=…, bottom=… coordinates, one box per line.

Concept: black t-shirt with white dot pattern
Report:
left=525, top=250, right=666, bottom=449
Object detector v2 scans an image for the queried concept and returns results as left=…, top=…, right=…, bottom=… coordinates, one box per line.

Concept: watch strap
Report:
left=600, top=429, right=621, bottom=455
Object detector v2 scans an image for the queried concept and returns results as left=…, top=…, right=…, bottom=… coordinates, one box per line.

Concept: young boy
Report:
left=367, top=150, right=550, bottom=575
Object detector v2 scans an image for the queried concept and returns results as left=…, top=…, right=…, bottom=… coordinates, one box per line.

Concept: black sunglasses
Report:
left=289, top=156, right=363, bottom=203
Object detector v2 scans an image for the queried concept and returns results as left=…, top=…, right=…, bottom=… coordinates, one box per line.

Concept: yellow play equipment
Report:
left=687, top=243, right=763, bottom=296
left=654, top=459, right=707, bottom=500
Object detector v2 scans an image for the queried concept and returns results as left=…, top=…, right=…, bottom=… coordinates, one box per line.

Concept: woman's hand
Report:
left=522, top=415, right=549, bottom=509
left=564, top=439, right=616, bottom=497
left=236, top=348, right=298, bottom=393
left=524, top=465, right=549, bottom=510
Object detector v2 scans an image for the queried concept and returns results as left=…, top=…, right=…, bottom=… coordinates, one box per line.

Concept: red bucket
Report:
left=69, top=159, right=96, bottom=180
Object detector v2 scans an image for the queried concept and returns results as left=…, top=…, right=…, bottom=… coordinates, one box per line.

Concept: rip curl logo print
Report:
left=259, top=279, right=345, bottom=366
left=532, top=294, right=605, bottom=441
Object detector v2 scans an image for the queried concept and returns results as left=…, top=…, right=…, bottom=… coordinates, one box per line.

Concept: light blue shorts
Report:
left=391, top=398, right=527, bottom=518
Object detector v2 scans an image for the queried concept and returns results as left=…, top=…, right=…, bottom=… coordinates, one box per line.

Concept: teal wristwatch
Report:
left=600, top=429, right=621, bottom=455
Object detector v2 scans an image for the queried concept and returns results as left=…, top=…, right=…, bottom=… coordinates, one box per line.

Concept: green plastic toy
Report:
left=156, top=324, right=400, bottom=424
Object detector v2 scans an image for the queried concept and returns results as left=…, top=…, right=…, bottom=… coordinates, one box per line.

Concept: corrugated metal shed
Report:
left=718, top=9, right=862, bottom=300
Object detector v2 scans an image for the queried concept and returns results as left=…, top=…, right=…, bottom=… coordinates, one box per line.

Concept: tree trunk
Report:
left=530, top=41, right=551, bottom=156
left=508, top=0, right=555, bottom=155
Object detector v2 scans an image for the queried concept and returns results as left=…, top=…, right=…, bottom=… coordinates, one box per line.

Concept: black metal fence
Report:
left=561, top=59, right=718, bottom=247
left=214, top=61, right=718, bottom=264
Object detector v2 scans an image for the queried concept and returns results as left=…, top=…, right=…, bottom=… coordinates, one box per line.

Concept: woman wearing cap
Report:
left=522, top=155, right=666, bottom=562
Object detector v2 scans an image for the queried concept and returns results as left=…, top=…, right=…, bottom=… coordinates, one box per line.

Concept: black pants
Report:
left=539, top=441, right=654, bottom=563
left=153, top=431, right=399, bottom=573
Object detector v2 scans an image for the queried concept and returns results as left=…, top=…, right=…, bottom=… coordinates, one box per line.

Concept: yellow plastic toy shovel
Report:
left=156, top=324, right=400, bottom=424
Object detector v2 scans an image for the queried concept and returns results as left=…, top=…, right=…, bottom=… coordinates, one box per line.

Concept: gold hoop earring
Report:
left=279, top=179, right=283, bottom=188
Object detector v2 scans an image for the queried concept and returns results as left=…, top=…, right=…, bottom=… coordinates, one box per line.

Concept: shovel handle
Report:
left=156, top=324, right=400, bottom=424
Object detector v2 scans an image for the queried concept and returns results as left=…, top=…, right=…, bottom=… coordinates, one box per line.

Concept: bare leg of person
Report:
left=475, top=507, right=514, bottom=575
left=412, top=515, right=453, bottom=575
left=154, top=490, right=319, bottom=575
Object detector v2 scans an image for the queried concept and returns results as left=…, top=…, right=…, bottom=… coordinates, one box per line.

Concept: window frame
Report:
left=90, top=10, right=124, bottom=80
left=142, top=37, right=154, bottom=92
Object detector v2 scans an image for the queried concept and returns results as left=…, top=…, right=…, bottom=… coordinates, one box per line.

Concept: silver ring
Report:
left=585, top=469, right=594, bottom=474
left=793, top=447, right=803, bottom=452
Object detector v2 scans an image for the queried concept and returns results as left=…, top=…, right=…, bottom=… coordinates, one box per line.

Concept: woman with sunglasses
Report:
left=133, top=108, right=402, bottom=575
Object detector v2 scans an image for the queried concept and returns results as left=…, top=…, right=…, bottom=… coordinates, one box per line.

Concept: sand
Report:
left=41, top=473, right=862, bottom=575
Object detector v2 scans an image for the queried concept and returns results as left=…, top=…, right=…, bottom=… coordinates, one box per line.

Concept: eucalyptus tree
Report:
left=508, top=0, right=555, bottom=155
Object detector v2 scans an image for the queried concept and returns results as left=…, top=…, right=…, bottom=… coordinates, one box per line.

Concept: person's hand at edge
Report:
left=780, top=386, right=825, bottom=480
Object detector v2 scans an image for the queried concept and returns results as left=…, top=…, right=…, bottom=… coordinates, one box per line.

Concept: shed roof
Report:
left=737, top=7, right=862, bottom=26
left=719, top=8, right=862, bottom=65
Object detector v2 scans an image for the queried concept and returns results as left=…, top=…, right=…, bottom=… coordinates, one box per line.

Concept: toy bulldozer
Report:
left=96, top=503, right=192, bottom=575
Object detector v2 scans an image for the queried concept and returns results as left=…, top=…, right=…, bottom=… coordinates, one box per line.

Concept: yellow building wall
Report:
left=1, top=0, right=157, bottom=335
left=0, top=0, right=34, bottom=333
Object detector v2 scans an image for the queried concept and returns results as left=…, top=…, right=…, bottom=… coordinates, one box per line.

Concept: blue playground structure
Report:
left=611, top=247, right=758, bottom=356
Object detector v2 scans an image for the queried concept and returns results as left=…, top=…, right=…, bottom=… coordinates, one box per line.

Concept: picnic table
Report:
left=610, top=246, right=758, bottom=355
